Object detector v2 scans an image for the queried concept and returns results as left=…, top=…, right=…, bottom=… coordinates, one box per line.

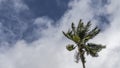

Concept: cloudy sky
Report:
left=0, top=0, right=120, bottom=68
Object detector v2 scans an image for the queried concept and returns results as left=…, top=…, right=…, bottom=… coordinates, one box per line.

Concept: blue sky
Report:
left=0, top=0, right=71, bottom=44
left=24, top=0, right=70, bottom=21
left=0, top=0, right=120, bottom=68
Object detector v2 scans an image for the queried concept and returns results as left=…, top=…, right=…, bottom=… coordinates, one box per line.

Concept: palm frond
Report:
left=74, top=51, right=80, bottom=63
left=84, top=21, right=91, bottom=33
left=77, top=19, right=83, bottom=31
left=72, top=35, right=80, bottom=43
left=77, top=20, right=86, bottom=39
left=62, top=31, right=72, bottom=40
left=84, top=43, right=106, bottom=57
left=66, top=44, right=76, bottom=51
left=71, top=22, right=76, bottom=34
left=85, top=27, right=100, bottom=40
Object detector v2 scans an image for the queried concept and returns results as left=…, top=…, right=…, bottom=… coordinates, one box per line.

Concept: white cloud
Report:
left=0, top=0, right=120, bottom=68
left=12, top=0, right=29, bottom=12
left=0, top=0, right=28, bottom=11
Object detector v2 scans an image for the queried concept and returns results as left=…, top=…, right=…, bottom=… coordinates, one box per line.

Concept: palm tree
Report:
left=62, top=19, right=106, bottom=68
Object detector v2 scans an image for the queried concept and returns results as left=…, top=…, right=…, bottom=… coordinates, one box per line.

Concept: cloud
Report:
left=0, top=0, right=30, bottom=43
left=0, top=0, right=120, bottom=68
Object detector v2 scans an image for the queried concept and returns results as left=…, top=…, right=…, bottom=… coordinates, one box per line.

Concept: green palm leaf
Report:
left=66, top=44, right=76, bottom=51
left=85, top=43, right=106, bottom=57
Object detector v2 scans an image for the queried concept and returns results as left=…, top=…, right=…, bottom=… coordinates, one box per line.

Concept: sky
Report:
left=0, top=0, right=120, bottom=68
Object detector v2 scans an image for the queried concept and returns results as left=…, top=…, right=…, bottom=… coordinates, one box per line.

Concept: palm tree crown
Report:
left=63, top=19, right=106, bottom=68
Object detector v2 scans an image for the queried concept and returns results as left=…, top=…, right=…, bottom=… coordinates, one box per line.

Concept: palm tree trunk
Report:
left=82, top=61, right=85, bottom=68
left=78, top=44, right=86, bottom=68
left=80, top=49, right=86, bottom=68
